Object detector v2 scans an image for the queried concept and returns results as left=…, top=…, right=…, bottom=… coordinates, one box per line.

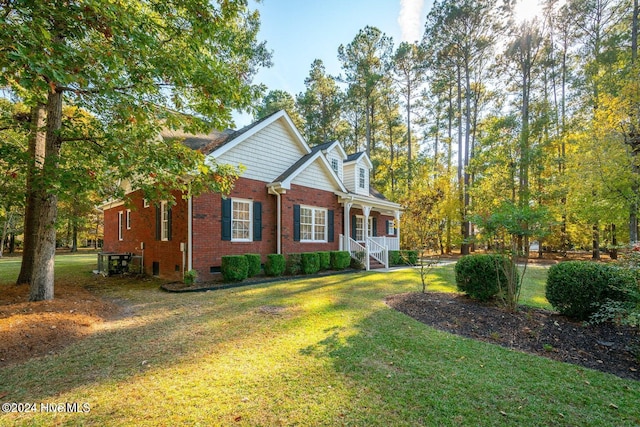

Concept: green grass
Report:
left=1, top=256, right=638, bottom=426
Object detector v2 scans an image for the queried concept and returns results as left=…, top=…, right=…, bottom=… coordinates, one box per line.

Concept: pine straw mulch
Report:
left=0, top=283, right=122, bottom=367
left=386, top=291, right=640, bottom=381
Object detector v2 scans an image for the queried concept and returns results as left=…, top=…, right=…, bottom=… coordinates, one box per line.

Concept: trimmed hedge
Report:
left=221, top=255, right=248, bottom=282
left=455, top=254, right=516, bottom=302
left=244, top=254, right=261, bottom=278
left=301, top=252, right=320, bottom=274
left=545, top=261, right=637, bottom=320
left=286, top=253, right=302, bottom=275
left=330, top=251, right=351, bottom=270
left=317, top=251, right=331, bottom=270
left=389, top=250, right=418, bottom=266
left=265, top=254, right=285, bottom=277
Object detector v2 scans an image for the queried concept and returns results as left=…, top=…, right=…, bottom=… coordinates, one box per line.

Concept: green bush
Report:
left=350, top=251, right=365, bottom=270
left=301, top=252, right=320, bottom=274
left=286, top=253, right=302, bottom=275
left=389, top=250, right=419, bottom=266
left=330, top=251, right=351, bottom=270
left=455, top=254, right=516, bottom=302
left=221, top=255, right=248, bottom=282
left=546, top=261, right=637, bottom=320
left=265, top=254, right=285, bottom=277
left=404, top=250, right=418, bottom=265
left=244, top=253, right=261, bottom=278
left=317, top=251, right=331, bottom=270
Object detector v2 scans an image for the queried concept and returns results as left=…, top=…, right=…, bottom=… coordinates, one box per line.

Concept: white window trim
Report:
left=118, top=211, right=124, bottom=241
left=160, top=201, right=169, bottom=241
left=143, top=198, right=150, bottom=208
left=126, top=209, right=131, bottom=230
left=355, top=215, right=365, bottom=242
left=331, top=158, right=339, bottom=173
left=359, top=168, right=366, bottom=189
left=300, top=205, right=328, bottom=243
left=231, top=198, right=253, bottom=242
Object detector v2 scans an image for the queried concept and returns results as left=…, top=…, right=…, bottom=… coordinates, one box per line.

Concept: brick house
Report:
left=101, top=110, right=402, bottom=281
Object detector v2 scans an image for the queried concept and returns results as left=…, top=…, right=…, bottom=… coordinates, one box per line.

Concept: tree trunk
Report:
left=610, top=223, right=618, bottom=260
left=592, top=223, right=600, bottom=260
left=71, top=220, right=78, bottom=252
left=30, top=89, right=63, bottom=301
left=17, top=104, right=47, bottom=285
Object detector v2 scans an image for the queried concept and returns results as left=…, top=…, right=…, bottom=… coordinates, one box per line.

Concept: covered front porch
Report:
left=337, top=192, right=402, bottom=270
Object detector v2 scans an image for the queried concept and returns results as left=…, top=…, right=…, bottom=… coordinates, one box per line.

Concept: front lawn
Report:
left=0, top=257, right=638, bottom=426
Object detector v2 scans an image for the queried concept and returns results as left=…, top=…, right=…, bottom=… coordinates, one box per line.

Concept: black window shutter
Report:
left=253, top=201, right=262, bottom=241
left=372, top=217, right=377, bottom=237
left=351, top=215, right=357, bottom=240
left=386, top=220, right=391, bottom=235
left=167, top=207, right=172, bottom=241
left=221, top=198, right=232, bottom=241
left=293, top=204, right=301, bottom=242
left=327, top=210, right=334, bottom=242
left=155, top=205, right=161, bottom=241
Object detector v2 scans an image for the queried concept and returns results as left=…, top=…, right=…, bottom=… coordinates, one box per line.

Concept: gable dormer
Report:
left=343, top=152, right=373, bottom=196
left=318, top=141, right=347, bottom=183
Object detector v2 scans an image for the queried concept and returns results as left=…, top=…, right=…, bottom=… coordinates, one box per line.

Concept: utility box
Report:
left=97, top=252, right=134, bottom=276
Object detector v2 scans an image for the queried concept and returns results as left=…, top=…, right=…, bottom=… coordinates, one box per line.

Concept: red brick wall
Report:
left=103, top=178, right=362, bottom=281
left=281, top=183, right=343, bottom=255
left=103, top=190, right=187, bottom=280
left=191, top=177, right=277, bottom=280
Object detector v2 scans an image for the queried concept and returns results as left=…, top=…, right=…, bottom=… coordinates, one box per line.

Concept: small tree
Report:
left=473, top=201, right=550, bottom=311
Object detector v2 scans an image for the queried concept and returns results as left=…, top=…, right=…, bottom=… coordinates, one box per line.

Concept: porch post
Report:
left=363, top=206, right=371, bottom=270
left=344, top=202, right=352, bottom=250
left=395, top=211, right=401, bottom=250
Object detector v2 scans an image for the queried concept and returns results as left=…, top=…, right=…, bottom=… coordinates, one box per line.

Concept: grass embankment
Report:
left=0, top=255, right=638, bottom=426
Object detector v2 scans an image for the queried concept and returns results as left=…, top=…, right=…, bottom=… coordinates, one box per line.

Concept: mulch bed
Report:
left=386, top=291, right=640, bottom=381
left=0, top=283, right=122, bottom=367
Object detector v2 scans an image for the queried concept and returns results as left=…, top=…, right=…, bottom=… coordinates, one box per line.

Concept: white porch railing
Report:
left=348, top=237, right=369, bottom=270
left=367, top=237, right=388, bottom=270
left=369, top=236, right=399, bottom=251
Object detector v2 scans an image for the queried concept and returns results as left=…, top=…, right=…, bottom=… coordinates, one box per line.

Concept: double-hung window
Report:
left=359, top=168, right=366, bottom=189
left=232, top=199, right=252, bottom=241
left=160, top=201, right=169, bottom=241
left=354, top=215, right=364, bottom=242
left=126, top=209, right=131, bottom=230
left=300, top=206, right=327, bottom=242
left=118, top=211, right=124, bottom=241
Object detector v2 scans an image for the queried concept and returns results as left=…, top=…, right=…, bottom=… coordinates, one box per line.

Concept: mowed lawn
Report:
left=1, top=255, right=639, bottom=426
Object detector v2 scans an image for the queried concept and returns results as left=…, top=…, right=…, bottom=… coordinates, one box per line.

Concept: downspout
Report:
left=188, top=196, right=193, bottom=271
left=268, top=186, right=282, bottom=254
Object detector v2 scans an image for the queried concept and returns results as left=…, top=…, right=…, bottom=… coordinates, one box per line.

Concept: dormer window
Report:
left=359, top=168, right=365, bottom=189
left=331, top=158, right=339, bottom=173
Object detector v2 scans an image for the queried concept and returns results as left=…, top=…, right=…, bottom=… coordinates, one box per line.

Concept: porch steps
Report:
left=369, top=256, right=386, bottom=270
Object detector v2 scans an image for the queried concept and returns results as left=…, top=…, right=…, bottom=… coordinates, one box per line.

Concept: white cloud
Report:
left=398, top=0, right=425, bottom=43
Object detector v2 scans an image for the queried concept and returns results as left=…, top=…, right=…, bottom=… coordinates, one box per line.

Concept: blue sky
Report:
left=235, top=0, right=432, bottom=126
left=235, top=0, right=541, bottom=127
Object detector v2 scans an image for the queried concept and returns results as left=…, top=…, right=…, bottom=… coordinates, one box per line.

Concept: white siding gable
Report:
left=343, top=155, right=371, bottom=195
left=291, top=157, right=342, bottom=192
left=325, top=150, right=344, bottom=183
left=214, top=119, right=308, bottom=183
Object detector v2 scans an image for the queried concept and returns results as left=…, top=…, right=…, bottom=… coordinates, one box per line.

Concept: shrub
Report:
left=350, top=251, right=365, bottom=270
left=286, top=253, right=302, bottom=275
left=265, top=254, right=285, bottom=277
left=546, top=261, right=637, bottom=320
left=301, top=252, right=320, bottom=274
left=455, top=254, right=516, bottom=302
left=184, top=269, right=198, bottom=285
left=221, top=255, right=248, bottom=282
left=244, top=254, right=261, bottom=278
left=389, top=250, right=419, bottom=266
left=330, top=251, right=351, bottom=270
left=317, top=251, right=331, bottom=270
